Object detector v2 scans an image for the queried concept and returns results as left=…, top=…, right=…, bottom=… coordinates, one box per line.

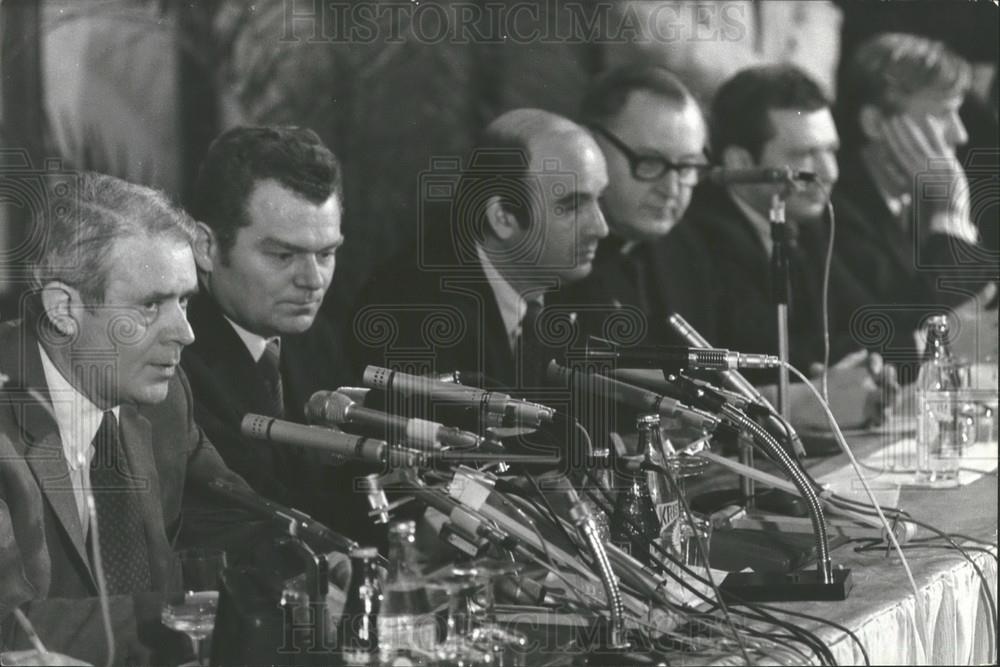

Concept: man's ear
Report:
left=858, top=104, right=885, bottom=142
left=193, top=222, right=216, bottom=273
left=40, top=281, right=80, bottom=338
left=484, top=195, right=521, bottom=242
left=720, top=145, right=754, bottom=170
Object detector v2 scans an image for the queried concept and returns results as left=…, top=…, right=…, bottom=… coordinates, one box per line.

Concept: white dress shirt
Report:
left=37, top=343, right=120, bottom=533
left=477, top=245, right=544, bottom=352
left=225, top=316, right=279, bottom=363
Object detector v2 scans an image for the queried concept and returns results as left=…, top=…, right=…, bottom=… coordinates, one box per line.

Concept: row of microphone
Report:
left=243, top=350, right=783, bottom=469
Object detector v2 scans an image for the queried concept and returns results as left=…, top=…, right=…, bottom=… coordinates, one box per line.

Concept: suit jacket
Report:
left=0, top=317, right=248, bottom=665
left=560, top=222, right=721, bottom=349
left=683, top=183, right=873, bottom=374
left=833, top=149, right=997, bottom=309
left=180, top=292, right=380, bottom=547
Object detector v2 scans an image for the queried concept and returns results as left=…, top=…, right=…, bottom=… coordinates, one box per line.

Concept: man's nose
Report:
left=294, top=255, right=326, bottom=290
left=164, top=303, right=195, bottom=346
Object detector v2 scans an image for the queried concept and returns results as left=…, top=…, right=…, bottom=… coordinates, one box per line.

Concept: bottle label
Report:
left=655, top=501, right=682, bottom=557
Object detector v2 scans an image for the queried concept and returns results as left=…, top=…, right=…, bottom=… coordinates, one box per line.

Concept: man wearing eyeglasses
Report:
left=562, top=65, right=721, bottom=348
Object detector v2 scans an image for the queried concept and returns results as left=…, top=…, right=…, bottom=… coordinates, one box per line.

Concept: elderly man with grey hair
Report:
left=0, top=171, right=257, bottom=665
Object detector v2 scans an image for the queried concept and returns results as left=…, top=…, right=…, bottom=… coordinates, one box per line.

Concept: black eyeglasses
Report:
left=590, top=125, right=710, bottom=186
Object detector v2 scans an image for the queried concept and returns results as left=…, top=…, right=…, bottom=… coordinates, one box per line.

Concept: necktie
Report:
left=258, top=339, right=285, bottom=418
left=89, top=411, right=152, bottom=594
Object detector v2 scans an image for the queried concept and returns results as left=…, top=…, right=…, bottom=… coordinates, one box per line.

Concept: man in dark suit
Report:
left=354, top=109, right=609, bottom=395
left=679, top=64, right=880, bottom=376
left=180, top=126, right=378, bottom=546
left=0, top=172, right=253, bottom=665
left=562, top=64, right=719, bottom=348
left=833, top=33, right=998, bottom=377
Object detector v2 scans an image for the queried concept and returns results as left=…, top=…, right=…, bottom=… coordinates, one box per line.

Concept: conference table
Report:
left=494, top=423, right=997, bottom=666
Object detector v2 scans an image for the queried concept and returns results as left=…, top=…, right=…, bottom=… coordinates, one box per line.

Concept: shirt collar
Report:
left=37, top=343, right=119, bottom=472
left=476, top=244, right=543, bottom=350
left=225, top=316, right=279, bottom=363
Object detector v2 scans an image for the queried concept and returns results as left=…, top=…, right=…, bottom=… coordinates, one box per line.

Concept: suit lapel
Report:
left=12, top=330, right=96, bottom=589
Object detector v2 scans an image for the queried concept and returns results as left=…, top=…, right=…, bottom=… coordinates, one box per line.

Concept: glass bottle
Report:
left=609, top=417, right=662, bottom=566
left=378, top=520, right=436, bottom=666
left=337, top=547, right=382, bottom=667
left=639, top=415, right=682, bottom=563
left=916, top=315, right=964, bottom=485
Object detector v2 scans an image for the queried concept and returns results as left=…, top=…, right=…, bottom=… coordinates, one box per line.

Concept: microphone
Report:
left=668, top=313, right=806, bottom=458
left=546, top=361, right=720, bottom=432
left=241, top=413, right=426, bottom=468
left=586, top=337, right=780, bottom=371
left=306, top=390, right=484, bottom=451
left=208, top=478, right=359, bottom=554
left=363, top=366, right=555, bottom=428
left=706, top=166, right=816, bottom=186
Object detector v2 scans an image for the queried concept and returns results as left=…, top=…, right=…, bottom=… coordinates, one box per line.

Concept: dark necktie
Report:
left=258, top=339, right=284, bottom=418
left=89, top=411, right=152, bottom=594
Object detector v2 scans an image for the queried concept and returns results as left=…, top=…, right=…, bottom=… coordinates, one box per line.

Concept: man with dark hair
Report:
left=0, top=172, right=256, bottom=665
left=563, top=64, right=718, bottom=348
left=833, top=33, right=997, bottom=355
left=180, top=126, right=375, bottom=545
left=679, top=64, right=875, bottom=374
left=354, top=109, right=608, bottom=390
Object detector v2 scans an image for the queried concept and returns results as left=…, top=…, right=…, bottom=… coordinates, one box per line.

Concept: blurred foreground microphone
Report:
left=363, top=366, right=555, bottom=428
left=306, top=390, right=484, bottom=451
left=208, top=478, right=359, bottom=553
left=546, top=361, right=719, bottom=432
left=241, top=413, right=425, bottom=468
left=586, top=336, right=779, bottom=371
left=706, top=166, right=816, bottom=186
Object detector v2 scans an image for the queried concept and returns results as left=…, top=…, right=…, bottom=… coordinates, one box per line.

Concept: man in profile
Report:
left=181, top=126, right=377, bottom=545
left=0, top=172, right=252, bottom=664
left=834, top=33, right=997, bottom=373
left=355, top=109, right=609, bottom=392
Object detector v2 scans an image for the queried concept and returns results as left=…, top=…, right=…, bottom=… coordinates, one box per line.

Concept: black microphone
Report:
left=363, top=366, right=555, bottom=428
left=706, top=166, right=816, bottom=186
left=208, top=478, right=360, bottom=554
left=306, top=390, right=484, bottom=451
left=586, top=337, right=780, bottom=371
left=241, top=413, right=426, bottom=468
left=546, top=361, right=720, bottom=432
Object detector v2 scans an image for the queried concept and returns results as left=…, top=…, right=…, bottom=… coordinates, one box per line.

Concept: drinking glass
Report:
left=161, top=548, right=227, bottom=667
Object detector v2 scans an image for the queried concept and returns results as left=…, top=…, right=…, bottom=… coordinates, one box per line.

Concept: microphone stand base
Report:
left=719, top=567, right=853, bottom=602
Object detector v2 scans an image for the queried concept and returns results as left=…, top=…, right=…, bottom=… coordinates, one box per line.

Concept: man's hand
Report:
left=876, top=113, right=976, bottom=243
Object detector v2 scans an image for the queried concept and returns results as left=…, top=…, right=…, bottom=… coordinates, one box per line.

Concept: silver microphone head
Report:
left=306, top=391, right=354, bottom=425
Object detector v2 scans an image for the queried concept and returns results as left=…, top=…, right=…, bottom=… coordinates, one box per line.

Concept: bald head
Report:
left=467, top=108, right=609, bottom=290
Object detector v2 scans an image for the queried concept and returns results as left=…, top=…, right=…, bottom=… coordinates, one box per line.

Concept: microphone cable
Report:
left=85, top=470, right=115, bottom=667
left=762, top=396, right=998, bottom=638
left=581, top=460, right=861, bottom=666
left=821, top=197, right=836, bottom=403
left=26, top=387, right=116, bottom=667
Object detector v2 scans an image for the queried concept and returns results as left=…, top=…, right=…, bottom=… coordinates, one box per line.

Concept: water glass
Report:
left=162, top=548, right=227, bottom=667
